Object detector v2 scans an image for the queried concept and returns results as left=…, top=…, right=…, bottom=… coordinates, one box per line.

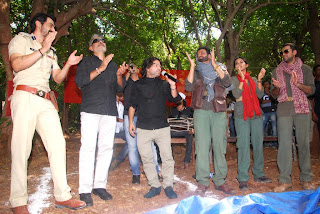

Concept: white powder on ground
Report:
left=173, top=175, right=220, bottom=198
left=28, top=167, right=52, bottom=214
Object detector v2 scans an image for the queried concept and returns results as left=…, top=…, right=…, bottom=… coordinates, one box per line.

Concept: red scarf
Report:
left=237, top=71, right=261, bottom=120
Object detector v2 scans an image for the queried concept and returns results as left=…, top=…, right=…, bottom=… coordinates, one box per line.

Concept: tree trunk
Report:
left=54, top=0, right=93, bottom=43
left=307, top=3, right=320, bottom=64
left=0, top=0, right=12, bottom=118
left=30, top=0, right=46, bottom=20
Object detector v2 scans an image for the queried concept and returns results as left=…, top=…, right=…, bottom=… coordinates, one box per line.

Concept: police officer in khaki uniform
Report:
left=8, top=13, right=86, bottom=213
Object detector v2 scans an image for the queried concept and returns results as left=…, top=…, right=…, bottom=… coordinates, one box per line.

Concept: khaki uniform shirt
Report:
left=8, top=32, right=60, bottom=92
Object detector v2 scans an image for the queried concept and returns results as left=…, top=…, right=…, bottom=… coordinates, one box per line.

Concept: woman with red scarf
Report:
left=231, top=57, right=272, bottom=191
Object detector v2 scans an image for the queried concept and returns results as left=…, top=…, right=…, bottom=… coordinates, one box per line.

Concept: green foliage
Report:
left=10, top=0, right=33, bottom=34
left=2, top=0, right=319, bottom=131
left=240, top=2, right=316, bottom=81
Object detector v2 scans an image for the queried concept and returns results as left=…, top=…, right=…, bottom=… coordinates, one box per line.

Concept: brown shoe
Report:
left=254, top=176, right=272, bottom=183
left=12, top=205, right=29, bottom=214
left=274, top=183, right=292, bottom=193
left=239, top=181, right=248, bottom=191
left=195, top=184, right=208, bottom=196
left=55, top=198, right=86, bottom=210
left=301, top=181, right=315, bottom=190
left=215, top=183, right=235, bottom=194
left=184, top=163, right=189, bottom=170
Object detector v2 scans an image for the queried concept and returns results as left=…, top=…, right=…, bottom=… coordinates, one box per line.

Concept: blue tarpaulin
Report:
left=147, top=187, right=320, bottom=214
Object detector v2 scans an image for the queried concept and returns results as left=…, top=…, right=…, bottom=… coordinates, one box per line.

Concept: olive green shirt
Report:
left=271, top=64, right=315, bottom=117
left=231, top=76, right=264, bottom=119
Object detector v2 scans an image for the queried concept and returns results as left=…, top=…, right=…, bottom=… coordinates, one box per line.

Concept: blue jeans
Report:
left=114, top=130, right=128, bottom=163
left=124, top=115, right=158, bottom=175
left=228, top=116, right=236, bottom=137
left=263, top=112, right=277, bottom=137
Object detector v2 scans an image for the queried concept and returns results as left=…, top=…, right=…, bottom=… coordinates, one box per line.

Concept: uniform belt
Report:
left=287, top=97, right=293, bottom=101
left=16, top=85, right=50, bottom=100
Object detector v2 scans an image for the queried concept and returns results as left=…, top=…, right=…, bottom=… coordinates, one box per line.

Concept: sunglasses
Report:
left=92, top=38, right=105, bottom=44
left=280, top=49, right=290, bottom=56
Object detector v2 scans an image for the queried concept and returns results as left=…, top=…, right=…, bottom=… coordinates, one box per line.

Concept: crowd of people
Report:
left=7, top=12, right=319, bottom=213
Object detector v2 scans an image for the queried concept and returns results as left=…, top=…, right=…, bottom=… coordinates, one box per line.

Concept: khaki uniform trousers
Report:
left=10, top=90, right=71, bottom=207
left=137, top=127, right=174, bottom=189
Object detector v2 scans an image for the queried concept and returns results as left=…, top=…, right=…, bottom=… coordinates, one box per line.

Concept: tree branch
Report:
left=94, top=7, right=140, bottom=18
left=93, top=14, right=152, bottom=56
left=188, top=0, right=202, bottom=46
left=208, top=0, right=223, bottom=29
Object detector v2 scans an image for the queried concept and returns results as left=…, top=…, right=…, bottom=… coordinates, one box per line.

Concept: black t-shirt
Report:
left=129, top=77, right=181, bottom=129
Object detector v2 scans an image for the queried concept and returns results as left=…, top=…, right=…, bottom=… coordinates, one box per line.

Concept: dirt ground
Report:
left=0, top=132, right=320, bottom=214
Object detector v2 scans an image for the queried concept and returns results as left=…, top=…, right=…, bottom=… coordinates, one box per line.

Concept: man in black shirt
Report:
left=128, top=57, right=181, bottom=199
left=168, top=92, right=194, bottom=169
left=75, top=34, right=126, bottom=206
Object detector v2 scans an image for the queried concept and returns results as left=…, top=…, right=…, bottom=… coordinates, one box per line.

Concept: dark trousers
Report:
left=171, top=131, right=193, bottom=163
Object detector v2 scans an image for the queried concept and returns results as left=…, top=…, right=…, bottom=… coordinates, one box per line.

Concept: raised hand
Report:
left=66, top=50, right=83, bottom=66
left=117, top=61, right=128, bottom=76
left=272, top=78, right=281, bottom=88
left=258, top=68, right=266, bottom=81
left=165, top=73, right=178, bottom=86
left=211, top=47, right=217, bottom=67
left=99, top=54, right=114, bottom=71
left=291, top=71, right=298, bottom=86
left=237, top=67, right=245, bottom=80
left=186, top=52, right=195, bottom=68
left=42, top=31, right=57, bottom=53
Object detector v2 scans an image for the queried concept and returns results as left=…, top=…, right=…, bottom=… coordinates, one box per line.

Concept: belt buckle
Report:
left=287, top=97, right=293, bottom=101
left=36, top=90, right=45, bottom=98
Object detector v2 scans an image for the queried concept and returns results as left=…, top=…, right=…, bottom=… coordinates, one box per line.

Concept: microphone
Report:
left=161, top=71, right=178, bottom=83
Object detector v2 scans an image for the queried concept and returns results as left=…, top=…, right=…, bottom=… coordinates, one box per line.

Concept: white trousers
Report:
left=79, top=112, right=116, bottom=194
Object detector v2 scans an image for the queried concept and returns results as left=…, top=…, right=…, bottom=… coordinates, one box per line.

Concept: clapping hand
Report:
left=272, top=78, right=281, bottom=88
left=99, top=54, right=114, bottom=71
left=291, top=71, right=298, bottom=86
left=258, top=68, right=266, bottom=81
left=237, top=67, right=245, bottom=80
left=66, top=50, right=83, bottom=66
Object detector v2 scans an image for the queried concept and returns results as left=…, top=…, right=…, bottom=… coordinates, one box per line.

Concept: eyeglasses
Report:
left=92, top=38, right=105, bottom=44
left=280, top=49, right=290, bottom=56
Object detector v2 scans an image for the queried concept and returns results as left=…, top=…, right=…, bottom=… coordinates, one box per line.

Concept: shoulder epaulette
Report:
left=18, top=32, right=32, bottom=39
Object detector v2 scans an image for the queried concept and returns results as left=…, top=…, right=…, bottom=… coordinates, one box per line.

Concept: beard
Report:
left=197, top=56, right=209, bottom=62
left=283, top=56, right=294, bottom=64
left=40, top=26, right=50, bottom=38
